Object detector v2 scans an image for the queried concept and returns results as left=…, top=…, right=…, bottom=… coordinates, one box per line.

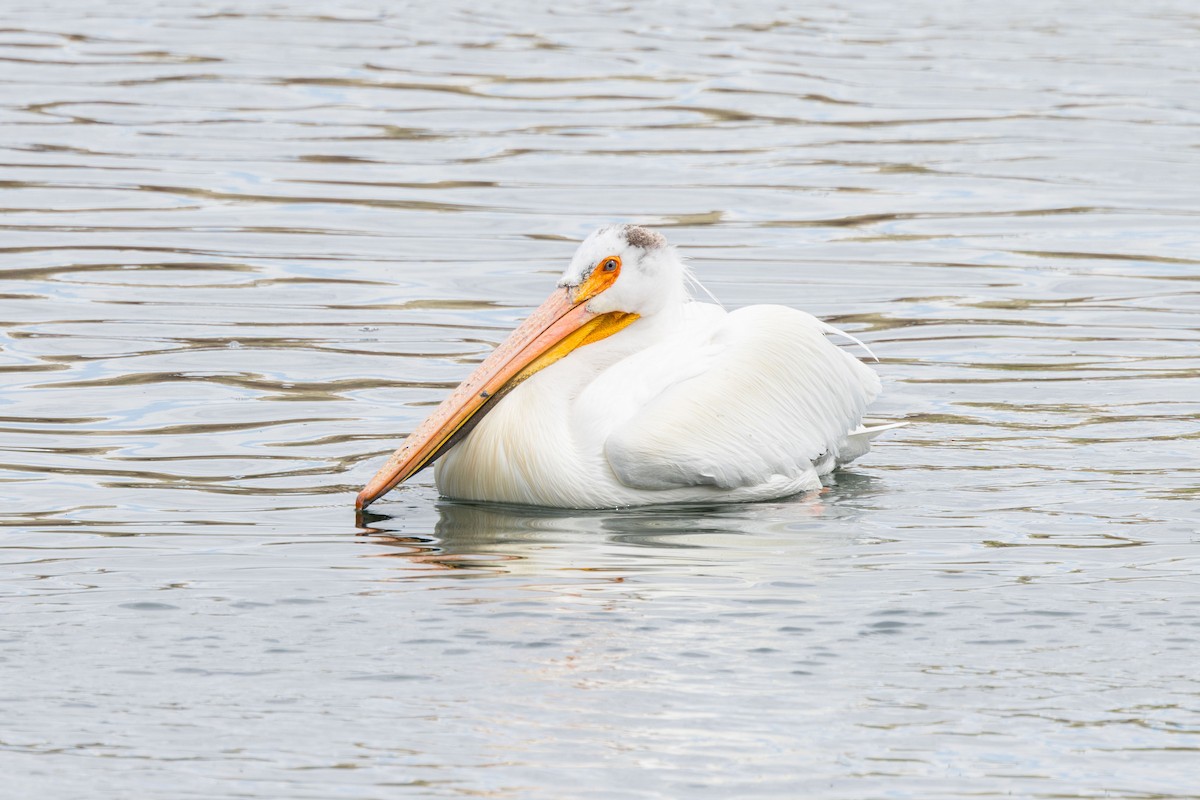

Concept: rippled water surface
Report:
left=3, top=2, right=1200, bottom=797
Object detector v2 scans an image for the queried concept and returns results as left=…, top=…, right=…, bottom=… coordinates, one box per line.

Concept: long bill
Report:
left=356, top=288, right=638, bottom=510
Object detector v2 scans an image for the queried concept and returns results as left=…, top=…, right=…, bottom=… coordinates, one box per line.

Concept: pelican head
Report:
left=356, top=224, right=676, bottom=509
left=558, top=224, right=685, bottom=317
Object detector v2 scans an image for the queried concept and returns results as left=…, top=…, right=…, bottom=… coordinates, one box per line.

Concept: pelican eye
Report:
left=573, top=255, right=623, bottom=304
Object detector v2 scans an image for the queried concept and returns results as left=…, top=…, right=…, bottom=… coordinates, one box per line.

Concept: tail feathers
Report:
left=839, top=419, right=907, bottom=464
left=856, top=419, right=908, bottom=437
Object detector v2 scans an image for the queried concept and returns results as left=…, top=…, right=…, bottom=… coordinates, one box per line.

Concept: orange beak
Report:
left=356, top=287, right=638, bottom=510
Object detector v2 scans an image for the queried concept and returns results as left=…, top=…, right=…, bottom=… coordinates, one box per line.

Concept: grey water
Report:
left=2, top=2, right=1199, bottom=798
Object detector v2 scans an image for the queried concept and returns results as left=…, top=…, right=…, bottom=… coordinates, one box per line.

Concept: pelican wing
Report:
left=604, top=305, right=881, bottom=491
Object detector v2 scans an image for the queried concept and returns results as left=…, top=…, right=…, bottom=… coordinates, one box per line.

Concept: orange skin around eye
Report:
left=572, top=255, right=621, bottom=304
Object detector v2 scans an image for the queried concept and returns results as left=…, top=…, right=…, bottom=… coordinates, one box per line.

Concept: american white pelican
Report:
left=357, top=225, right=898, bottom=510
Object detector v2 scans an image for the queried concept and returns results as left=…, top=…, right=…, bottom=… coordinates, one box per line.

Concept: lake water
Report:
left=2, top=2, right=1199, bottom=798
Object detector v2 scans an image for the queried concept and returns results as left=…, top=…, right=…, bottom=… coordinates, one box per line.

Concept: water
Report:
left=3, top=2, right=1199, bottom=797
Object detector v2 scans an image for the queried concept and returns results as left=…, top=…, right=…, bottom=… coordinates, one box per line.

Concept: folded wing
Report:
left=605, top=305, right=881, bottom=491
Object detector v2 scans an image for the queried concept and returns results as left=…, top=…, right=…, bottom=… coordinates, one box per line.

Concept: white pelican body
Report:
left=358, top=225, right=893, bottom=510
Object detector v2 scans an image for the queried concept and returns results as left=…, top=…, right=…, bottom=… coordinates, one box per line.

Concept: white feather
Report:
left=438, top=301, right=889, bottom=508
left=432, top=226, right=899, bottom=508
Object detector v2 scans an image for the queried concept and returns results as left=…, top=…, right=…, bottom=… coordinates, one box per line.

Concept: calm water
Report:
left=3, top=2, right=1199, bottom=798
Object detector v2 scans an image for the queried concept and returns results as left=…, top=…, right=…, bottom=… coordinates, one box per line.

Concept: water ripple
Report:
left=2, top=2, right=1199, bottom=799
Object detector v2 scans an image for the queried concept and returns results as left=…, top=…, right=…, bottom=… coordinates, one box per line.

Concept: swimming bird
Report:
left=357, top=225, right=898, bottom=510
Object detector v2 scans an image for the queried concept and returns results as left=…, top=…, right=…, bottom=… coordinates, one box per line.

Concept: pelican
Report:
left=357, top=225, right=899, bottom=510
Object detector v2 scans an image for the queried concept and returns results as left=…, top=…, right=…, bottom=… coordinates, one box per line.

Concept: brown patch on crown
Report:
left=622, top=225, right=666, bottom=250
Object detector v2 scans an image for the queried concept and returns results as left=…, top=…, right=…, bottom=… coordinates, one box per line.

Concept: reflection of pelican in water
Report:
left=357, top=492, right=844, bottom=575
left=358, top=225, right=901, bottom=510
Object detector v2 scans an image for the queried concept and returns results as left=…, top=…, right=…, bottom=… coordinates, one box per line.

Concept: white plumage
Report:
left=437, top=301, right=881, bottom=507
left=358, top=225, right=897, bottom=511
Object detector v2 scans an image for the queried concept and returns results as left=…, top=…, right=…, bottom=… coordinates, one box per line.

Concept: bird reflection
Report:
left=353, top=486, right=845, bottom=575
